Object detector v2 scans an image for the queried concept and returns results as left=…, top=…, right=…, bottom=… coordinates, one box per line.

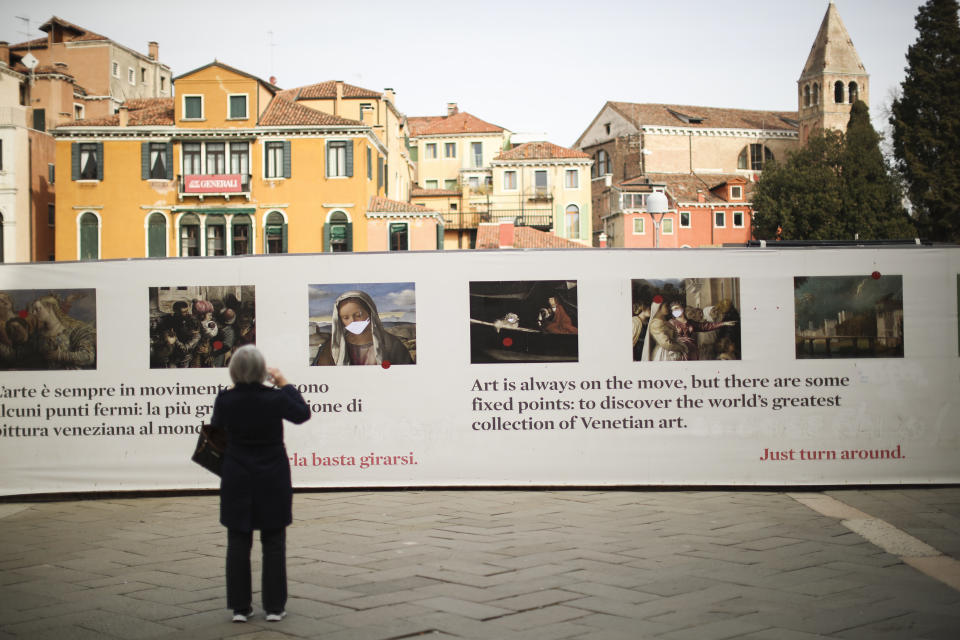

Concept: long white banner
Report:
left=0, top=247, right=957, bottom=495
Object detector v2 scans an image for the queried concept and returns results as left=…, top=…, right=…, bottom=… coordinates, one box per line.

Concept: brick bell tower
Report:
left=797, top=1, right=869, bottom=145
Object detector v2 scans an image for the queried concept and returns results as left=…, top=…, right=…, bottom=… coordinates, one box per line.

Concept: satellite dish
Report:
left=22, top=52, right=38, bottom=70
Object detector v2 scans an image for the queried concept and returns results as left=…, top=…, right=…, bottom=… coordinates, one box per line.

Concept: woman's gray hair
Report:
left=229, top=345, right=267, bottom=384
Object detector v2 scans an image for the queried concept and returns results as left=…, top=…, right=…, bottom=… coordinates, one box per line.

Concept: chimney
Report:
left=383, top=88, right=395, bottom=104
left=269, top=76, right=277, bottom=86
left=148, top=41, right=158, bottom=61
left=498, top=220, right=515, bottom=248
left=447, top=102, right=458, bottom=116
left=598, top=232, right=608, bottom=248
left=0, top=42, right=9, bottom=67
left=118, top=104, right=129, bottom=127
left=361, top=105, right=375, bottom=126
left=697, top=190, right=705, bottom=203
left=334, top=80, right=344, bottom=116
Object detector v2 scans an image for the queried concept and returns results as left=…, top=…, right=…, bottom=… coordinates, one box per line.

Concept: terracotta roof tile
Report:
left=10, top=37, right=49, bottom=50
left=68, top=98, right=174, bottom=127
left=367, top=197, right=438, bottom=214
left=495, top=141, right=589, bottom=161
left=291, top=81, right=382, bottom=100
left=476, top=222, right=585, bottom=249
left=609, top=102, right=799, bottom=132
left=634, top=172, right=755, bottom=204
left=260, top=95, right=362, bottom=126
left=411, top=188, right=460, bottom=197
left=39, top=16, right=109, bottom=41
left=411, top=111, right=505, bottom=137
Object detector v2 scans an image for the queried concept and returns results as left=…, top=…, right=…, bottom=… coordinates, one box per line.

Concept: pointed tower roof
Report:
left=800, top=2, right=866, bottom=79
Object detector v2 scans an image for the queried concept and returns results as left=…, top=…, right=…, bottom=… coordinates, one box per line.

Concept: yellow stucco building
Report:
left=52, top=62, right=426, bottom=260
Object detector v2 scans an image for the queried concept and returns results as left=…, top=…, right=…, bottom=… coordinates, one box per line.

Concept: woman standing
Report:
left=212, top=345, right=311, bottom=623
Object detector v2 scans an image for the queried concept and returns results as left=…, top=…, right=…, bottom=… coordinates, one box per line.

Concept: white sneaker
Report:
left=232, top=609, right=253, bottom=622
left=265, top=611, right=287, bottom=622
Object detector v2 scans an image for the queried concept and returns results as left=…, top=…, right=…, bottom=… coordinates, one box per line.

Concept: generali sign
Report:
left=183, top=174, right=243, bottom=193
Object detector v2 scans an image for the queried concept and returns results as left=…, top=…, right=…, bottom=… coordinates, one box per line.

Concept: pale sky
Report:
left=2, top=0, right=927, bottom=146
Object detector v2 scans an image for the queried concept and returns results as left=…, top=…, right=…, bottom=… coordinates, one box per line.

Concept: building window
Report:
left=206, top=143, right=225, bottom=174
left=534, top=170, right=548, bottom=194
left=450, top=202, right=458, bottom=211
left=74, top=143, right=102, bottom=180
left=147, top=212, right=166, bottom=258
left=425, top=143, right=437, bottom=159
left=79, top=212, right=99, bottom=260
left=604, top=123, right=611, bottom=135
left=141, top=67, right=147, bottom=83
left=206, top=215, right=227, bottom=256
left=622, top=193, right=645, bottom=209
left=714, top=211, right=725, bottom=228
left=803, top=84, right=810, bottom=107
left=679, top=211, right=691, bottom=228
left=471, top=142, right=482, bottom=168
left=597, top=149, right=609, bottom=175
left=48, top=204, right=55, bottom=227
left=160, top=76, right=166, bottom=91
left=730, top=185, right=742, bottom=200
left=444, top=142, right=456, bottom=158
left=183, top=95, right=203, bottom=120
left=265, top=212, right=287, bottom=253
left=444, top=179, right=457, bottom=190
left=366, top=147, right=372, bottom=180
left=228, top=94, right=248, bottom=119
left=389, top=222, right=409, bottom=251
left=733, top=211, right=744, bottom=228
left=812, top=82, right=820, bottom=104
left=265, top=141, right=289, bottom=179
left=504, top=170, right=517, bottom=190
left=183, top=143, right=202, bottom=175
left=326, top=141, right=352, bottom=177
left=565, top=205, right=580, bottom=239
left=632, top=217, right=645, bottom=234
left=128, top=68, right=135, bottom=85
left=74, top=104, right=84, bottom=120
left=179, top=213, right=200, bottom=256
left=112, top=61, right=119, bottom=77
left=565, top=169, right=579, bottom=189
left=468, top=176, right=479, bottom=190
left=232, top=214, right=253, bottom=255
left=425, top=180, right=438, bottom=189
left=848, top=82, right=859, bottom=103
left=738, top=144, right=774, bottom=171
left=230, top=142, right=249, bottom=176
left=325, top=212, right=352, bottom=252
left=48, top=163, right=55, bottom=184
left=145, top=142, right=169, bottom=179
left=834, top=81, right=844, bottom=104
left=661, top=218, right=674, bottom=234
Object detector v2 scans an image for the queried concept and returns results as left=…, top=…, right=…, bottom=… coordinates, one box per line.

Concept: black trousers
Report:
left=226, top=527, right=287, bottom=613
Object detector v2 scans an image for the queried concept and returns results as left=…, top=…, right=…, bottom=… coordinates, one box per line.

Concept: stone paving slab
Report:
left=0, top=488, right=958, bottom=639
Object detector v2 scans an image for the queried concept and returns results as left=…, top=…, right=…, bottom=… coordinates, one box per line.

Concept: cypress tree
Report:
left=890, top=0, right=960, bottom=242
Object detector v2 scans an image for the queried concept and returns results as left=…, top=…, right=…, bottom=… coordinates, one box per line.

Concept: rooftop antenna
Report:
left=15, top=16, right=37, bottom=85
left=267, top=31, right=276, bottom=81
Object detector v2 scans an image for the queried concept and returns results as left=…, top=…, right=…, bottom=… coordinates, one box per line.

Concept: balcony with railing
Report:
left=441, top=207, right=553, bottom=230
left=178, top=173, right=251, bottom=200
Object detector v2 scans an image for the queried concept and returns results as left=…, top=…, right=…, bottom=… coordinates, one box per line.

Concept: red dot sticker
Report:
left=381, top=360, right=391, bottom=369
left=18, top=310, right=28, bottom=318
left=213, top=341, right=223, bottom=350
left=871, top=271, right=881, bottom=279
left=653, top=295, right=663, bottom=304
left=502, top=337, right=514, bottom=347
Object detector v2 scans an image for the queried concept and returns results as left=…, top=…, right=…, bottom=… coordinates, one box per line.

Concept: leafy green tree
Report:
left=753, top=103, right=915, bottom=241
left=841, top=100, right=916, bottom=239
left=890, top=0, right=960, bottom=242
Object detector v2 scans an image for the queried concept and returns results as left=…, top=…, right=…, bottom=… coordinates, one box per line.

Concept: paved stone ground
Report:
left=1, top=488, right=958, bottom=639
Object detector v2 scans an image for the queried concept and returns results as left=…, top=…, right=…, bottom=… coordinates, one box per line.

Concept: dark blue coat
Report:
left=211, top=383, right=311, bottom=531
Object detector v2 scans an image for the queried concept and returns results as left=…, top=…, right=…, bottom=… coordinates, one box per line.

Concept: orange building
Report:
left=51, top=62, right=434, bottom=260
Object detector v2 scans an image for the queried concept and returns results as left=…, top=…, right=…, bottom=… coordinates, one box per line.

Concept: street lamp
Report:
left=646, top=191, right=669, bottom=248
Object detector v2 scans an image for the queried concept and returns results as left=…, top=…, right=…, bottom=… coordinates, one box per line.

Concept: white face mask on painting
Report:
left=671, top=309, right=684, bottom=318
left=345, top=319, right=370, bottom=335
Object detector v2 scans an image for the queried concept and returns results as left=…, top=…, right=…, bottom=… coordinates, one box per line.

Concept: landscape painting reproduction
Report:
left=794, top=275, right=904, bottom=359
left=149, top=286, right=256, bottom=368
left=0, top=289, right=97, bottom=371
left=469, top=280, right=578, bottom=364
left=631, top=278, right=741, bottom=362
left=308, top=283, right=416, bottom=366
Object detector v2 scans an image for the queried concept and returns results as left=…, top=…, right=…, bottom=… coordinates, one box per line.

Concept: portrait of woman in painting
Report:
left=312, top=291, right=413, bottom=366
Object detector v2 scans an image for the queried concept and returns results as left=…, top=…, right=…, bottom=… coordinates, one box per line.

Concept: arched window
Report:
left=147, top=212, right=166, bottom=258
left=803, top=84, right=811, bottom=107
left=834, top=81, right=844, bottom=104
left=179, top=213, right=200, bottom=256
left=79, top=212, right=99, bottom=260
left=737, top=144, right=775, bottom=171
left=205, top=214, right=226, bottom=256
left=231, top=214, right=252, bottom=255
left=565, top=205, right=580, bottom=240
left=597, top=149, right=609, bottom=175
left=264, top=211, right=287, bottom=254
left=324, top=211, right=353, bottom=252
left=812, top=82, right=820, bottom=105
left=848, top=82, right=859, bottom=104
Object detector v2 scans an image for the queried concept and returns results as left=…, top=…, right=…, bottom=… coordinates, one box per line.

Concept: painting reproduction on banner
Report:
left=469, top=280, right=579, bottom=364
left=794, top=275, right=904, bottom=359
left=308, top=283, right=416, bottom=366
left=149, top=286, right=255, bottom=368
left=0, top=289, right=97, bottom=370
left=631, top=278, right=741, bottom=362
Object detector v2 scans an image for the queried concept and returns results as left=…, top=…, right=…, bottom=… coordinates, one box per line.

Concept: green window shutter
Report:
left=282, top=141, right=291, bottom=179
left=437, top=223, right=444, bottom=250
left=79, top=214, right=98, bottom=260
left=345, top=142, right=354, bottom=177
left=367, top=147, right=372, bottom=180
left=71, top=143, right=80, bottom=180
left=141, top=143, right=150, bottom=179
left=165, top=143, right=174, bottom=179
left=323, top=222, right=330, bottom=252
left=96, top=143, right=104, bottom=180
left=377, top=157, right=384, bottom=189
left=346, top=222, right=353, bottom=251
left=324, top=140, right=330, bottom=177
left=281, top=223, right=288, bottom=253
left=148, top=215, right=166, bottom=257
